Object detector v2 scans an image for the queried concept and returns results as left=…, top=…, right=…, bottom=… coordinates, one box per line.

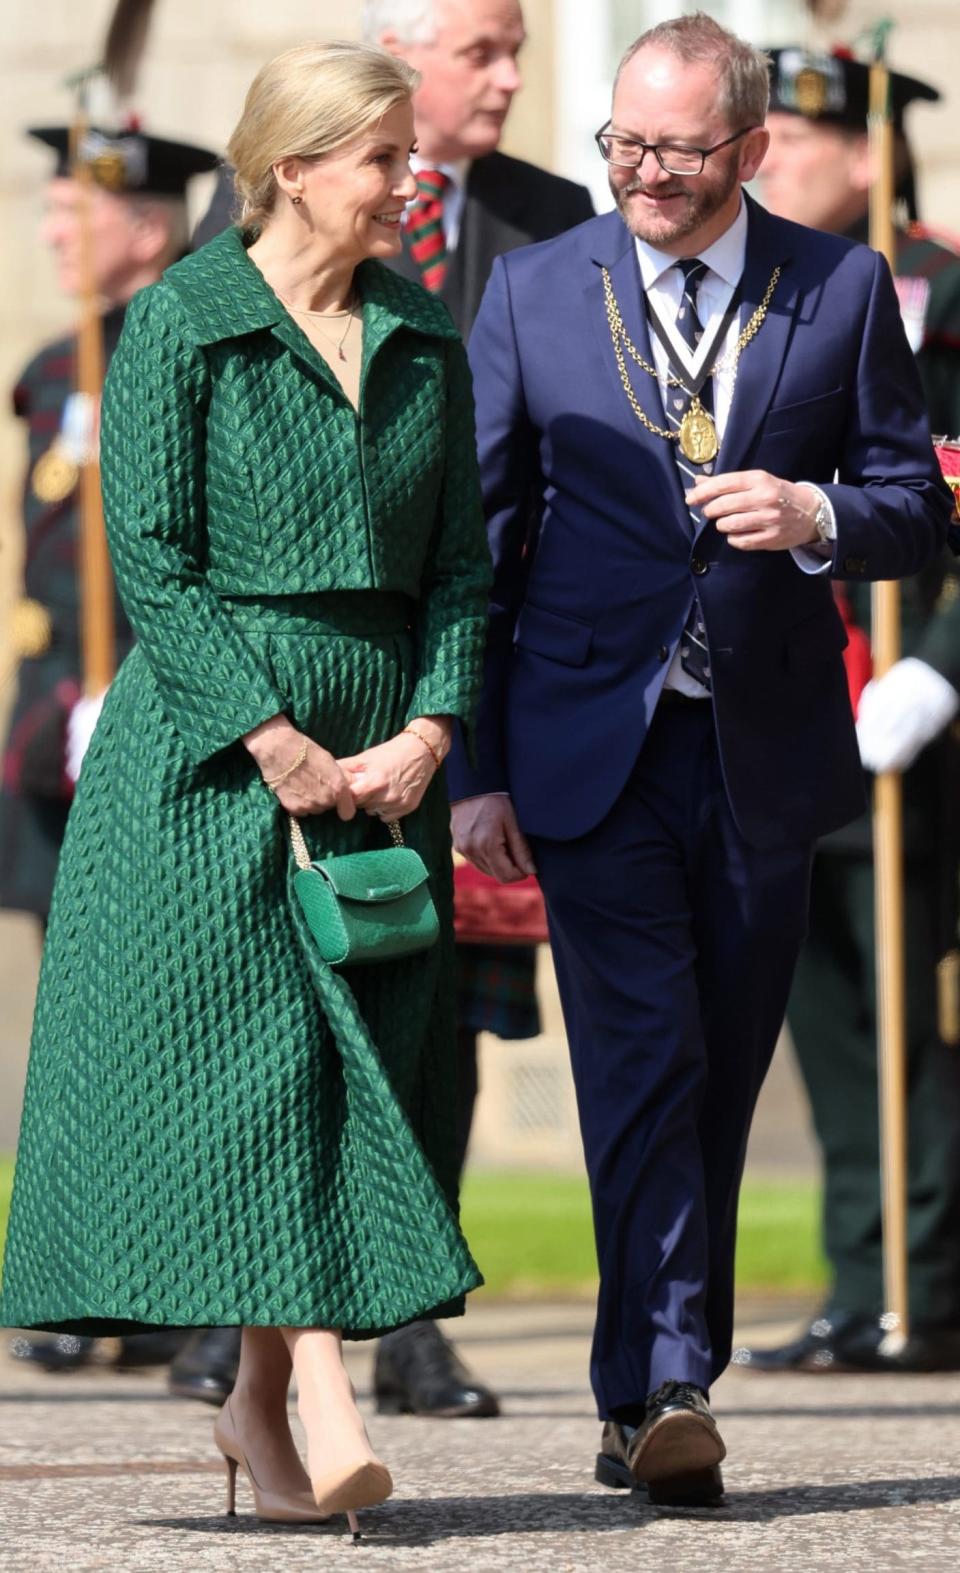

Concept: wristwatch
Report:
left=808, top=489, right=836, bottom=547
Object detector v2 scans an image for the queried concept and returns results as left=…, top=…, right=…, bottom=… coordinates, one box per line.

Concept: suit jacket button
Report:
left=842, top=556, right=867, bottom=574
left=657, top=644, right=669, bottom=662
left=691, top=556, right=708, bottom=576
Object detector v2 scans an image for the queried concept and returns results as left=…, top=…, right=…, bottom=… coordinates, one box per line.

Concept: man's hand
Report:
left=685, top=471, right=821, bottom=551
left=452, top=794, right=537, bottom=884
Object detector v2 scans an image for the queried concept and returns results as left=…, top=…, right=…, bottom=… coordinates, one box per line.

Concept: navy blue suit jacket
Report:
left=447, top=196, right=953, bottom=850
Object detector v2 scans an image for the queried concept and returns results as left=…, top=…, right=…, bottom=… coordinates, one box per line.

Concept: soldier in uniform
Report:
left=741, top=48, right=960, bottom=1372
left=2, top=121, right=218, bottom=1373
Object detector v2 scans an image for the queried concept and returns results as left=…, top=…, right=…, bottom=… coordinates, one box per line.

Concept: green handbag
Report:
left=289, top=814, right=439, bottom=966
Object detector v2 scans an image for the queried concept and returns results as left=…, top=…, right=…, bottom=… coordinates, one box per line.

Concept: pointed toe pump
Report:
left=213, top=1398, right=330, bottom=1525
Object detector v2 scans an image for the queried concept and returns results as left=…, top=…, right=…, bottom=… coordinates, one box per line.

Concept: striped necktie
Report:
left=669, top=257, right=713, bottom=690
left=408, top=169, right=449, bottom=293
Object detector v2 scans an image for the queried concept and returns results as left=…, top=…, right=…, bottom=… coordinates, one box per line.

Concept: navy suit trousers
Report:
left=530, top=701, right=813, bottom=1417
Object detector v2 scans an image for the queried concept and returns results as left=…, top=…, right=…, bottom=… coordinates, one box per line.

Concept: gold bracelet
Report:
left=403, top=725, right=443, bottom=772
left=263, top=739, right=308, bottom=791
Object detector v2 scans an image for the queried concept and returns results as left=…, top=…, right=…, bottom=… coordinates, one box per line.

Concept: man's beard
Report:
left=613, top=157, right=739, bottom=245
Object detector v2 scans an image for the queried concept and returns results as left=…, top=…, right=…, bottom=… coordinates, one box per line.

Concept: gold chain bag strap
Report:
left=289, top=813, right=439, bottom=966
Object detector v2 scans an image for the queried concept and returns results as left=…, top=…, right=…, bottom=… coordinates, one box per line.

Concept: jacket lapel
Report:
left=715, top=195, right=798, bottom=477
left=457, top=158, right=527, bottom=332
left=586, top=213, right=689, bottom=528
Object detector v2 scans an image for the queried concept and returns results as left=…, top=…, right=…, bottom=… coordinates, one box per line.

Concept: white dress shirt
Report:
left=633, top=201, right=834, bottom=695
left=408, top=156, right=470, bottom=252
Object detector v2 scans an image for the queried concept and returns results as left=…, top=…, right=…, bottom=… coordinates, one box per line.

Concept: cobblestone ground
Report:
left=2, top=1302, right=959, bottom=1572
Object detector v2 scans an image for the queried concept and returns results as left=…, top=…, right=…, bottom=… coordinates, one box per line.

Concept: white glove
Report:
left=66, top=691, right=107, bottom=783
left=856, top=657, right=960, bottom=774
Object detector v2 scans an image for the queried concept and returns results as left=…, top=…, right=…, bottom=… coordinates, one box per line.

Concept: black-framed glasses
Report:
left=595, top=123, right=757, bottom=175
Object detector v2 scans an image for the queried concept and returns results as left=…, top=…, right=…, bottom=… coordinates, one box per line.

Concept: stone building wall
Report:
left=0, top=0, right=554, bottom=659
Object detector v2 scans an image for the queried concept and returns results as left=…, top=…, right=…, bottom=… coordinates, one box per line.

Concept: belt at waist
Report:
left=219, top=590, right=415, bottom=639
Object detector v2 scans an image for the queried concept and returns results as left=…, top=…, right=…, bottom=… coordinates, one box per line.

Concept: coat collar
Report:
left=164, top=226, right=461, bottom=358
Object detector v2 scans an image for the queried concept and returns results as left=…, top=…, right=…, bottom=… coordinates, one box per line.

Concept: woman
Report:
left=0, top=42, right=491, bottom=1532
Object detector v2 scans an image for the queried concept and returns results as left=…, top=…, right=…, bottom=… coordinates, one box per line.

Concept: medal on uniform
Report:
left=678, top=399, right=719, bottom=464
left=30, top=390, right=99, bottom=503
left=10, top=597, right=53, bottom=658
left=32, top=442, right=80, bottom=503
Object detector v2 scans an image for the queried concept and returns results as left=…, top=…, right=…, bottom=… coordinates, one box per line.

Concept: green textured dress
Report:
left=0, top=227, right=492, bottom=1337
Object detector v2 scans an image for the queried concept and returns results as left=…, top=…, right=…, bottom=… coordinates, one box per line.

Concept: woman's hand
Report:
left=243, top=714, right=355, bottom=819
left=339, top=716, right=452, bottom=820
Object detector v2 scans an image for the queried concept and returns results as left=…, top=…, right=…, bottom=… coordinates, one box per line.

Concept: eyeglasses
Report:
left=595, top=123, right=757, bottom=175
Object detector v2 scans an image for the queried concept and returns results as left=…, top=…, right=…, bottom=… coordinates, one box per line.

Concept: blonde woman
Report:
left=0, top=42, right=491, bottom=1534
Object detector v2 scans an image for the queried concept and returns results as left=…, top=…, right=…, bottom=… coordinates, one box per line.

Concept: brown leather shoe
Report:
left=595, top=1381, right=726, bottom=1506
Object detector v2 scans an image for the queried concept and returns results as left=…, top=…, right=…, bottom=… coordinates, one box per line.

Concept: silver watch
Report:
left=812, top=495, right=834, bottom=546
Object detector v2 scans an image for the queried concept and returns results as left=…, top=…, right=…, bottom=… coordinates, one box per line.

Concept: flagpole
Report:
left=867, top=24, right=910, bottom=1352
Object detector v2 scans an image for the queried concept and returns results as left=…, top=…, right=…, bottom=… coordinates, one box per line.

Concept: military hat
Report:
left=768, top=48, right=940, bottom=131
left=28, top=124, right=218, bottom=195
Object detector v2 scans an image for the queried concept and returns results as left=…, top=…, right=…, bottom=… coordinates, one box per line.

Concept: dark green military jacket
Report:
left=828, top=223, right=960, bottom=896
left=0, top=310, right=134, bottom=916
left=99, top=226, right=491, bottom=766
left=900, top=222, right=960, bottom=439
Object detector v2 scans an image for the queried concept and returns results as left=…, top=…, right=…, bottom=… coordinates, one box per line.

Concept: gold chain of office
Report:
left=601, top=264, right=781, bottom=463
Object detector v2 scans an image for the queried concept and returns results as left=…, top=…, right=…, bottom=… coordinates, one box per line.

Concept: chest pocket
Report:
left=763, top=386, right=845, bottom=438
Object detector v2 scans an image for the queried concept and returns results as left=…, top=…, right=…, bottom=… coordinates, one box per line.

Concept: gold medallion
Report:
left=678, top=404, right=719, bottom=464
left=32, top=442, right=79, bottom=503
left=10, top=598, right=53, bottom=659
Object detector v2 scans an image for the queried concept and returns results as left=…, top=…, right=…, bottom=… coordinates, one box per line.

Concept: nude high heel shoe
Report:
left=304, top=1379, right=394, bottom=1534
left=213, top=1397, right=330, bottom=1525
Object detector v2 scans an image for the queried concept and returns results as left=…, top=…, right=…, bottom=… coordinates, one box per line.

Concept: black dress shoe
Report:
left=373, top=1320, right=500, bottom=1418
left=168, top=1327, right=241, bottom=1406
left=595, top=1382, right=726, bottom=1506
left=733, top=1310, right=960, bottom=1374
left=114, top=1331, right=190, bottom=1369
left=9, top=1333, right=97, bottom=1372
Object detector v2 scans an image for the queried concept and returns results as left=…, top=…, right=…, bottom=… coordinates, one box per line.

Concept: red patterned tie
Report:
left=408, top=169, right=449, bottom=293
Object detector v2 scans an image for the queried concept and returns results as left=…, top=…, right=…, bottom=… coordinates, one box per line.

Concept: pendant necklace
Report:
left=601, top=265, right=781, bottom=461
left=279, top=291, right=357, bottom=361
left=645, top=286, right=743, bottom=463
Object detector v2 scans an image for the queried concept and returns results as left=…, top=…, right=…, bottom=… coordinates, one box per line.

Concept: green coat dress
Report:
left=0, top=227, right=491, bottom=1338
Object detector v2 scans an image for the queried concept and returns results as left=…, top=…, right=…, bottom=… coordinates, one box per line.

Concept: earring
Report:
left=291, top=193, right=303, bottom=205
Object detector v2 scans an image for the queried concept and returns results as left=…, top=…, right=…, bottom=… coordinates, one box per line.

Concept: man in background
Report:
left=183, top=0, right=594, bottom=1416
left=741, top=47, right=960, bottom=1374
left=2, top=122, right=218, bottom=1375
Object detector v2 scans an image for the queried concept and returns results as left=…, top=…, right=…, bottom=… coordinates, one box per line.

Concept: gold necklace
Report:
left=279, top=291, right=358, bottom=361
left=601, top=265, right=781, bottom=461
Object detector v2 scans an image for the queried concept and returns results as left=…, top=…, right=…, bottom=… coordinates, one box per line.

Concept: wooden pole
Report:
left=868, top=52, right=910, bottom=1350
left=69, top=113, right=115, bottom=696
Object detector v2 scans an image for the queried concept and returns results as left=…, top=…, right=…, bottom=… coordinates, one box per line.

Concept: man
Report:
left=448, top=13, right=952, bottom=1505
left=185, top=0, right=594, bottom=1417
left=739, top=47, right=960, bottom=1375
left=2, top=122, right=218, bottom=1376
left=366, top=0, right=592, bottom=1423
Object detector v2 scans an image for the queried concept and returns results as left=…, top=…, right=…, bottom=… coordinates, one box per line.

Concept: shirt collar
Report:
left=633, top=195, right=748, bottom=290
left=410, top=154, right=470, bottom=192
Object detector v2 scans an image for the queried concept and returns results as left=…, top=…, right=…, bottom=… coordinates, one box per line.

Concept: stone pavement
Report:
left=2, top=1301, right=959, bottom=1572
